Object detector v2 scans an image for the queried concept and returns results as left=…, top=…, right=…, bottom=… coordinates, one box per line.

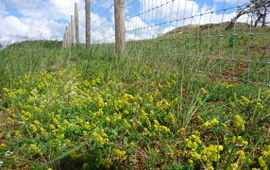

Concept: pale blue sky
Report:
left=0, top=0, right=251, bottom=44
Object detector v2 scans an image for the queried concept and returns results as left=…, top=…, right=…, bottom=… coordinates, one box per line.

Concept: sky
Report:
left=0, top=0, right=265, bottom=45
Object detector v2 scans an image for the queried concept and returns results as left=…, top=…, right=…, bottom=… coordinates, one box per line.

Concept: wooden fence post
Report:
left=68, top=23, right=71, bottom=48
left=74, top=2, right=80, bottom=46
left=114, top=0, right=125, bottom=57
left=85, top=0, right=91, bottom=48
left=63, top=32, right=66, bottom=48
left=65, top=26, right=69, bottom=48
left=71, top=15, right=74, bottom=47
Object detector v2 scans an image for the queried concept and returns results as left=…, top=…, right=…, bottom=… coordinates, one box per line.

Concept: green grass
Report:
left=0, top=26, right=270, bottom=170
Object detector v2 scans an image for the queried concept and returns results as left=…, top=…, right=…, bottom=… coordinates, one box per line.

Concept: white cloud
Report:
left=0, top=0, right=75, bottom=44
left=214, top=0, right=249, bottom=4
left=124, top=0, right=256, bottom=41
left=0, top=16, right=32, bottom=44
left=0, top=0, right=268, bottom=45
left=0, top=0, right=117, bottom=44
left=0, top=14, right=65, bottom=45
left=125, top=16, right=160, bottom=40
left=7, top=0, right=83, bottom=20
left=91, top=15, right=115, bottom=43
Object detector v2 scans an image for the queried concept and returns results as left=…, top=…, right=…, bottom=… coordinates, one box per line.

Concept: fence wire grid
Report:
left=90, top=0, right=270, bottom=86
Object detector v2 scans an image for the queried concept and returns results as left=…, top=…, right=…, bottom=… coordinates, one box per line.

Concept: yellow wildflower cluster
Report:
left=156, top=99, right=170, bottom=111
left=201, top=118, right=219, bottom=130
left=30, top=144, right=42, bottom=155
left=100, top=158, right=113, bottom=169
left=153, top=120, right=170, bottom=134
left=185, top=131, right=223, bottom=169
left=185, top=131, right=202, bottom=151
left=1, top=69, right=270, bottom=170
left=92, top=129, right=109, bottom=145
left=225, top=136, right=248, bottom=147
left=261, top=90, right=270, bottom=100
left=258, top=145, right=270, bottom=170
left=233, top=115, right=245, bottom=132
left=112, top=148, right=126, bottom=160
left=164, top=112, right=176, bottom=124
left=200, top=145, right=224, bottom=163
left=221, top=82, right=233, bottom=89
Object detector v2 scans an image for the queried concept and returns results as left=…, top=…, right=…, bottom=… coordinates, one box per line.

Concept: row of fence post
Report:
left=63, top=2, right=79, bottom=48
left=63, top=0, right=125, bottom=57
left=85, top=0, right=91, bottom=48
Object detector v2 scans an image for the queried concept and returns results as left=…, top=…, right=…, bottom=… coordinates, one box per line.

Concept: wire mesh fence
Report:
left=90, top=0, right=270, bottom=85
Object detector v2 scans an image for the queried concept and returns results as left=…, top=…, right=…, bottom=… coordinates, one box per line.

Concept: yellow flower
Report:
left=59, top=134, right=65, bottom=140
left=188, top=159, right=194, bottom=164
left=0, top=143, right=6, bottom=149
left=16, top=89, right=25, bottom=95
left=191, top=152, right=201, bottom=160
left=30, top=144, right=41, bottom=154
left=147, top=94, right=154, bottom=102
left=165, top=112, right=175, bottom=124
left=234, top=115, right=245, bottom=131
left=177, top=128, right=186, bottom=135
left=123, top=119, right=131, bottom=128
left=143, top=128, right=151, bottom=135
left=231, top=136, right=248, bottom=146
left=22, top=111, right=32, bottom=119
left=221, top=82, right=233, bottom=89
left=70, top=152, right=79, bottom=159
left=201, top=121, right=210, bottom=129
left=263, top=145, right=270, bottom=158
left=97, top=95, right=106, bottom=108
left=105, top=116, right=111, bottom=122
left=229, top=163, right=238, bottom=170
left=159, top=125, right=170, bottom=133
left=92, top=130, right=109, bottom=145
left=112, top=149, right=126, bottom=160
left=100, top=158, right=113, bottom=169
left=201, top=118, right=219, bottom=131
left=205, top=166, right=214, bottom=170
left=123, top=93, right=135, bottom=101
left=258, top=156, right=267, bottom=170
left=211, top=118, right=219, bottom=126
left=200, top=145, right=223, bottom=163
left=15, top=130, right=21, bottom=137
left=29, top=124, right=37, bottom=133
left=34, top=120, right=41, bottom=126
left=236, top=150, right=246, bottom=162
left=156, top=99, right=170, bottom=110
left=241, top=96, right=250, bottom=105
left=83, top=122, right=91, bottom=129
left=93, top=109, right=103, bottom=117
left=123, top=110, right=129, bottom=115
left=3, top=88, right=9, bottom=97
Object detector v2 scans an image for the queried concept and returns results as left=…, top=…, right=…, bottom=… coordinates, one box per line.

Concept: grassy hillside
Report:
left=128, top=23, right=270, bottom=84
left=0, top=25, right=270, bottom=170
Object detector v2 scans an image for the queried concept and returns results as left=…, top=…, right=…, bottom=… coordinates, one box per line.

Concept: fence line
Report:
left=85, top=0, right=91, bottom=48
left=62, top=0, right=270, bottom=86
left=74, top=2, right=80, bottom=46
left=70, top=15, right=74, bottom=47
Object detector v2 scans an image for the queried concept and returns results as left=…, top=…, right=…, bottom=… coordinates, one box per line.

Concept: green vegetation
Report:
left=0, top=26, right=269, bottom=170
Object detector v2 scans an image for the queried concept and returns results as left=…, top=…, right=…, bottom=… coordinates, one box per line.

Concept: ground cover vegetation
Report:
left=0, top=25, right=269, bottom=169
